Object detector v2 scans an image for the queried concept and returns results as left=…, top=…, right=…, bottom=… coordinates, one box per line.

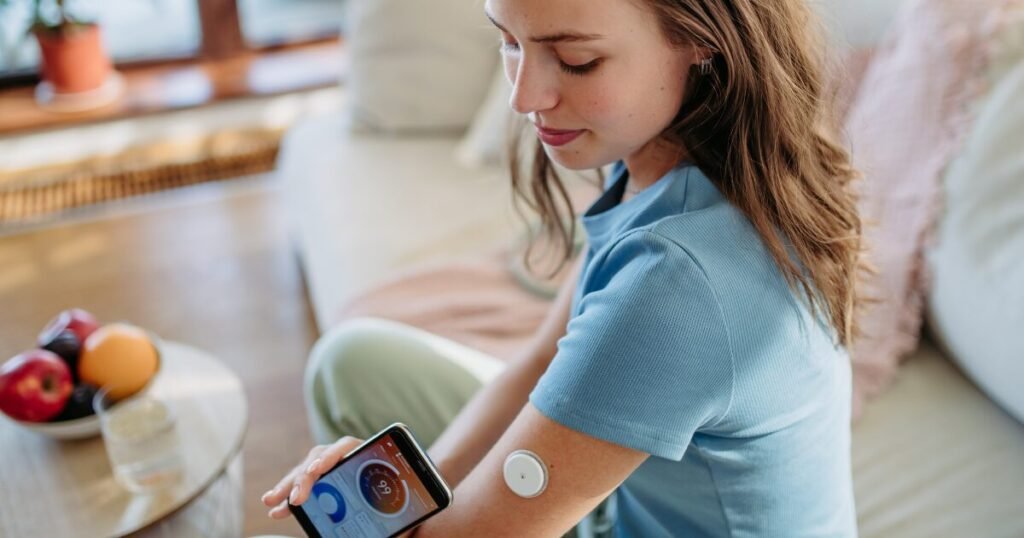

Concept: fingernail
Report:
left=306, top=458, right=321, bottom=474
left=261, top=491, right=271, bottom=503
left=289, top=485, right=299, bottom=504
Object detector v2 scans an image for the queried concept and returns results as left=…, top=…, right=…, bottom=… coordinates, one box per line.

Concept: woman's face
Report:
left=486, top=0, right=697, bottom=171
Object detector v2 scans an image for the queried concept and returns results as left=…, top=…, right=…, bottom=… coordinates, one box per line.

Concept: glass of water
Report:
left=93, top=387, right=184, bottom=493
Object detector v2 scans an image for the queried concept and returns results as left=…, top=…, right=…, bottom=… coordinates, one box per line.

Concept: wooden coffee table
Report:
left=0, top=341, right=248, bottom=537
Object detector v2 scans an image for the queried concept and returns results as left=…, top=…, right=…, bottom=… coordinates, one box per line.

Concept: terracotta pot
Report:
left=34, top=23, right=112, bottom=94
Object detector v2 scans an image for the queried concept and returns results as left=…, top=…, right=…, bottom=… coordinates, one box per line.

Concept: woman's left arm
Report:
left=264, top=400, right=644, bottom=537
left=409, top=402, right=648, bottom=537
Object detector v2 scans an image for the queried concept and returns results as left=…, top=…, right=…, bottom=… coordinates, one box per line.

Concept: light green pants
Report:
left=303, top=317, right=616, bottom=538
left=304, top=317, right=506, bottom=445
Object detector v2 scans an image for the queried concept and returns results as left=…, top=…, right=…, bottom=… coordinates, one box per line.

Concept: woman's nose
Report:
left=508, top=60, right=558, bottom=116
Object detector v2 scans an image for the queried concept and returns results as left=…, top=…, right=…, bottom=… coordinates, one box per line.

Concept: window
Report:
left=0, top=0, right=201, bottom=76
left=0, top=0, right=342, bottom=80
left=239, top=0, right=343, bottom=47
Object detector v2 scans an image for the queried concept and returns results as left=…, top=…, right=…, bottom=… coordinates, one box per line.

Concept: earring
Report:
left=699, top=56, right=713, bottom=75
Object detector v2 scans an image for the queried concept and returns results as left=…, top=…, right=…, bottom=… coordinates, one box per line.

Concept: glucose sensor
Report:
left=503, top=449, right=548, bottom=498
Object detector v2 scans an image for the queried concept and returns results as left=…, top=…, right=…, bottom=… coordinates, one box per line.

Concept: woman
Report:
left=264, top=0, right=862, bottom=535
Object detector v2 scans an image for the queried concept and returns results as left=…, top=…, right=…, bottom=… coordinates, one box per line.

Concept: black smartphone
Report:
left=289, top=423, right=453, bottom=538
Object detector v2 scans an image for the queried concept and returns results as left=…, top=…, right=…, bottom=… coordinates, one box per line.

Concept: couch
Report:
left=278, top=0, right=1024, bottom=535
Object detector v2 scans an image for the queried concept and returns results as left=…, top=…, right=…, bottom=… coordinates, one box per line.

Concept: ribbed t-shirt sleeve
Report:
left=529, top=230, right=734, bottom=461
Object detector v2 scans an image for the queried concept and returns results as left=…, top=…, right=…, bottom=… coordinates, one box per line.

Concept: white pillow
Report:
left=455, top=65, right=513, bottom=169
left=811, top=0, right=914, bottom=48
left=926, top=12, right=1024, bottom=424
left=343, top=0, right=499, bottom=133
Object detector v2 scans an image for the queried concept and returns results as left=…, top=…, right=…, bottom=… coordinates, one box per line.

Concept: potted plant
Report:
left=0, top=0, right=113, bottom=95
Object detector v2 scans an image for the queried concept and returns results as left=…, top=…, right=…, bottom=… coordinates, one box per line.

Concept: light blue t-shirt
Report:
left=529, top=162, right=857, bottom=537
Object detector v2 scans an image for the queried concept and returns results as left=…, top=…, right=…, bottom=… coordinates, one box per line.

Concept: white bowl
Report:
left=11, top=413, right=102, bottom=440
left=4, top=329, right=164, bottom=441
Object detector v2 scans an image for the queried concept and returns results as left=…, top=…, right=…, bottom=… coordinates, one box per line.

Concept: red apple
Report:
left=0, top=350, right=74, bottom=423
left=38, top=308, right=100, bottom=349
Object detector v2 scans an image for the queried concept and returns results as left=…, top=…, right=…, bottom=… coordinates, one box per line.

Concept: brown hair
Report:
left=510, top=0, right=864, bottom=346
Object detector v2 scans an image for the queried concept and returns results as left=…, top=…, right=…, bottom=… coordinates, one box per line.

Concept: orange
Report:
left=79, top=323, right=160, bottom=400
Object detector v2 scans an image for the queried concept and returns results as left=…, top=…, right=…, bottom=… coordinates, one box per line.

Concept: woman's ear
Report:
left=693, top=44, right=714, bottom=66
left=690, top=44, right=715, bottom=75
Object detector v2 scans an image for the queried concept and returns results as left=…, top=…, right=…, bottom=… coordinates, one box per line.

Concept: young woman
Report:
left=263, top=0, right=862, bottom=535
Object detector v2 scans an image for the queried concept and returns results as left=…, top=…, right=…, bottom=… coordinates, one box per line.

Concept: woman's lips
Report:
left=535, top=125, right=585, bottom=147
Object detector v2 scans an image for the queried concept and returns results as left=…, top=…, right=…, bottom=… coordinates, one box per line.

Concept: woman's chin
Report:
left=542, top=144, right=608, bottom=172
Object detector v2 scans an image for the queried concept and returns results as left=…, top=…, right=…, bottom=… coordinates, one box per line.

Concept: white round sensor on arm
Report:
left=503, top=449, right=548, bottom=498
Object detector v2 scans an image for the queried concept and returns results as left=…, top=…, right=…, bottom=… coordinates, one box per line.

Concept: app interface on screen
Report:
left=300, top=432, right=439, bottom=537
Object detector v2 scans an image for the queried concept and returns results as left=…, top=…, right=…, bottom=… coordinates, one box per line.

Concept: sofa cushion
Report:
left=343, top=0, right=498, bottom=133
left=851, top=341, right=1024, bottom=536
left=455, top=66, right=514, bottom=169
left=842, top=0, right=1008, bottom=420
left=336, top=256, right=553, bottom=364
left=926, top=8, right=1024, bottom=425
left=278, top=110, right=522, bottom=331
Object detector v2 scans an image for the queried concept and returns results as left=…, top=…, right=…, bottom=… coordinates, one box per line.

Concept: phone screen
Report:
left=296, top=430, right=443, bottom=537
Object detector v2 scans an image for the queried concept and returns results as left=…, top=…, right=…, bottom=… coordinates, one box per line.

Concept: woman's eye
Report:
left=496, top=33, right=600, bottom=77
left=559, top=59, right=601, bottom=77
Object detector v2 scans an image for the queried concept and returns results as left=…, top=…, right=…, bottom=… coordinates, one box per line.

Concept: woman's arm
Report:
left=270, top=401, right=648, bottom=538
left=264, top=254, right=586, bottom=522
left=426, top=254, right=584, bottom=489
left=413, top=403, right=648, bottom=537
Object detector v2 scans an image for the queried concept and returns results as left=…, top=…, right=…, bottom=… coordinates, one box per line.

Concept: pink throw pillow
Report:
left=844, top=0, right=1008, bottom=421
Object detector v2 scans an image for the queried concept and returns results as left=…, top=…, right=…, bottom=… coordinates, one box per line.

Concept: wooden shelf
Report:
left=0, top=39, right=346, bottom=136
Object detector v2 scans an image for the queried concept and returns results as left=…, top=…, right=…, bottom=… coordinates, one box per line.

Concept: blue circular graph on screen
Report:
left=312, top=481, right=348, bottom=523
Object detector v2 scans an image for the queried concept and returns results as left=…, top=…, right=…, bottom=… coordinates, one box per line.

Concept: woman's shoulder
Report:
left=589, top=226, right=713, bottom=284
left=602, top=205, right=768, bottom=284
left=580, top=228, right=727, bottom=324
left=636, top=213, right=819, bottom=335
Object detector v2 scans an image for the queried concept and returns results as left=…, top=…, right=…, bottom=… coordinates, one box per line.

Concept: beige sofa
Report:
left=277, top=0, right=1024, bottom=534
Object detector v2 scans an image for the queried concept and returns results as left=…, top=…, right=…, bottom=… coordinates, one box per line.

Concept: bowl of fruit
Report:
left=0, top=309, right=162, bottom=441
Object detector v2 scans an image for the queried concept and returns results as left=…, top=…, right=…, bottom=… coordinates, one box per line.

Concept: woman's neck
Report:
left=624, top=138, right=688, bottom=192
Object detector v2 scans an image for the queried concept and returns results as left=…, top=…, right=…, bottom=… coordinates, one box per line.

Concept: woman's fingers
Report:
left=261, top=474, right=295, bottom=508
left=261, top=436, right=366, bottom=516
left=268, top=499, right=291, bottom=519
left=289, top=436, right=364, bottom=506
left=315, top=436, right=365, bottom=474
left=261, top=445, right=328, bottom=508
left=289, top=464, right=319, bottom=506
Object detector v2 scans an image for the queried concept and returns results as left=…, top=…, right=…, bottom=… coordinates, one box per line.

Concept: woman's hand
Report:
left=260, top=436, right=365, bottom=519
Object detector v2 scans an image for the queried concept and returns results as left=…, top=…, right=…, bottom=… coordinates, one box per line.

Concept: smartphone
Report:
left=289, top=423, right=453, bottom=538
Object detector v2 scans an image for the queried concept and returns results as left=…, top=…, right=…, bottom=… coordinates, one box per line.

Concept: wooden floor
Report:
left=0, top=175, right=318, bottom=537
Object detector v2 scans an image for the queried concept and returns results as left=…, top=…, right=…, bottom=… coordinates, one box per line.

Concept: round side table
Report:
left=0, top=341, right=248, bottom=537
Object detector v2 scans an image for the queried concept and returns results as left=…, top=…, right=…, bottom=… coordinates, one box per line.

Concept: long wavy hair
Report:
left=510, top=0, right=864, bottom=347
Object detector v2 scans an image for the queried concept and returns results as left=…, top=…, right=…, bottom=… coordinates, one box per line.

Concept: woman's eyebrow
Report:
left=484, top=10, right=605, bottom=43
